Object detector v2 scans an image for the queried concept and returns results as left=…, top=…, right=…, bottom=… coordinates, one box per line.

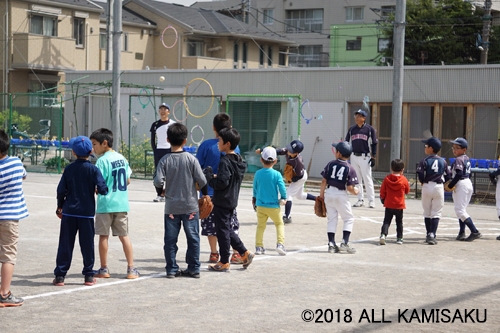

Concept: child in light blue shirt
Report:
left=252, top=147, right=287, bottom=256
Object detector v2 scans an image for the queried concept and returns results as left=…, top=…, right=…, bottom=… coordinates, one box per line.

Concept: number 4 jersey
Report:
left=321, top=159, right=358, bottom=190
left=96, top=150, right=132, bottom=213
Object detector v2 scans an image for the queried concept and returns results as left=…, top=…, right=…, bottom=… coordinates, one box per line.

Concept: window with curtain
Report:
left=74, top=18, right=85, bottom=46
left=30, top=15, right=57, bottom=36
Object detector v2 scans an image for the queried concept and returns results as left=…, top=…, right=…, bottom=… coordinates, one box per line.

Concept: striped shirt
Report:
left=0, top=156, right=28, bottom=220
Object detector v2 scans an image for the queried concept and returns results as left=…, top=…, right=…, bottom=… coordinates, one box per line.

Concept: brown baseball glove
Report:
left=444, top=180, right=456, bottom=192
left=198, top=195, right=214, bottom=219
left=284, top=164, right=295, bottom=183
left=314, top=196, right=327, bottom=218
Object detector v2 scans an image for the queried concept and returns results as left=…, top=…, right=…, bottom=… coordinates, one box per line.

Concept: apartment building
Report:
left=192, top=0, right=397, bottom=67
left=0, top=0, right=296, bottom=95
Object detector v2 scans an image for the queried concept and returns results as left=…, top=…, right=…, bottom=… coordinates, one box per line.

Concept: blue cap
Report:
left=450, top=137, right=468, bottom=149
left=159, top=103, right=170, bottom=110
left=286, top=140, right=304, bottom=154
left=69, top=136, right=93, bottom=157
left=332, top=141, right=352, bottom=157
left=355, top=109, right=368, bottom=117
left=422, top=137, right=442, bottom=151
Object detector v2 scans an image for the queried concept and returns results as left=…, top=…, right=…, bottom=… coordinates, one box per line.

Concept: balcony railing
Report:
left=284, top=18, right=323, bottom=33
left=288, top=54, right=328, bottom=68
left=12, top=33, right=78, bottom=70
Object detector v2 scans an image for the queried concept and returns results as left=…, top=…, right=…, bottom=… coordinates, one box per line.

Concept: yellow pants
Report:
left=255, top=206, right=285, bottom=247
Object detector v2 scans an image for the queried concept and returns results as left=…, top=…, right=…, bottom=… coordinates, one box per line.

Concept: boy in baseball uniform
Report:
left=488, top=167, right=500, bottom=240
left=449, top=138, right=481, bottom=242
left=417, top=137, right=450, bottom=245
left=319, top=141, right=359, bottom=254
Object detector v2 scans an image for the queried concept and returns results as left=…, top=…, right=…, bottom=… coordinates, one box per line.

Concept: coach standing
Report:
left=345, top=109, right=378, bottom=208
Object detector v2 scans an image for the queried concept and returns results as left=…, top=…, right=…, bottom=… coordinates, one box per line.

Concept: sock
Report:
left=424, top=218, right=431, bottom=234
left=459, top=219, right=466, bottom=233
left=306, top=193, right=316, bottom=201
left=343, top=230, right=351, bottom=244
left=328, top=232, right=335, bottom=245
left=431, top=218, right=439, bottom=236
left=463, top=217, right=478, bottom=233
left=285, top=201, right=292, bottom=218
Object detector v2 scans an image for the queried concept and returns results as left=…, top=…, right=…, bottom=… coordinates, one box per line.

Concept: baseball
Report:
left=159, top=76, right=165, bottom=82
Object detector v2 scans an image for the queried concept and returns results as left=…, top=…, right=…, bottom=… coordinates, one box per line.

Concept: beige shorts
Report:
left=95, top=213, right=129, bottom=237
left=0, top=220, right=19, bottom=265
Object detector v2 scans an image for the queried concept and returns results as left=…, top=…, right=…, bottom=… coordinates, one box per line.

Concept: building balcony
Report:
left=284, top=18, right=323, bottom=33
left=289, top=54, right=328, bottom=67
left=12, top=33, right=81, bottom=71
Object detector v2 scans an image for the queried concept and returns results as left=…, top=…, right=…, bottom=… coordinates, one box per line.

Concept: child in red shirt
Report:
left=379, top=159, right=410, bottom=245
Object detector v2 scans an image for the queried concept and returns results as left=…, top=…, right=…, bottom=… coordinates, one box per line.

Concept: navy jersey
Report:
left=345, top=123, right=378, bottom=155
left=451, top=155, right=471, bottom=180
left=276, top=148, right=305, bottom=181
left=321, top=159, right=358, bottom=190
left=416, top=155, right=451, bottom=183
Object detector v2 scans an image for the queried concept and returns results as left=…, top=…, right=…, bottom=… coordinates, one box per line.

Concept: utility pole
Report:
left=106, top=0, right=113, bottom=70
left=480, top=0, right=492, bottom=64
left=390, top=0, right=406, bottom=161
left=111, top=0, right=122, bottom=148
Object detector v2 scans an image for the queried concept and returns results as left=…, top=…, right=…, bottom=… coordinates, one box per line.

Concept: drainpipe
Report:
left=86, top=22, right=89, bottom=70
left=3, top=0, right=9, bottom=97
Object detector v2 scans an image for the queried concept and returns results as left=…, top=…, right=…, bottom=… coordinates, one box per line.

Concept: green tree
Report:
left=380, top=0, right=489, bottom=65
left=0, top=109, right=33, bottom=133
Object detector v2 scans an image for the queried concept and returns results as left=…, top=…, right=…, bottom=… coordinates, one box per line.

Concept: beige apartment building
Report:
left=0, top=0, right=296, bottom=95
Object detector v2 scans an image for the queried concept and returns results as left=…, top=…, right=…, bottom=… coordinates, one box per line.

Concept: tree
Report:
left=380, top=0, right=496, bottom=65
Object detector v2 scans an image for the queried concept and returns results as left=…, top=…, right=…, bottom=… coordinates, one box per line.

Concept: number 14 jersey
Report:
left=321, top=159, right=358, bottom=190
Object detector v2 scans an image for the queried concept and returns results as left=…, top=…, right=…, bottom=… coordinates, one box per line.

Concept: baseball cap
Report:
left=159, top=103, right=170, bottom=110
left=421, top=137, right=442, bottom=151
left=450, top=137, right=468, bottom=149
left=332, top=141, right=352, bottom=157
left=286, top=140, right=304, bottom=154
left=355, top=109, right=368, bottom=117
left=69, top=136, right=93, bottom=157
left=261, top=147, right=277, bottom=161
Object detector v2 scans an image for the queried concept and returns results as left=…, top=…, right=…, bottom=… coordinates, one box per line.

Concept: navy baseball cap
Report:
left=286, top=140, right=304, bottom=154
left=69, top=136, right=93, bottom=157
left=159, top=103, right=170, bottom=110
left=355, top=109, right=368, bottom=117
left=450, top=137, right=468, bottom=149
left=332, top=141, right=352, bottom=157
left=422, top=137, right=442, bottom=151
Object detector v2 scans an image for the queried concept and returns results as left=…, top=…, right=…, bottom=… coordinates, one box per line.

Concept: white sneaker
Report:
left=153, top=196, right=165, bottom=202
left=369, top=201, right=375, bottom=208
left=276, top=244, right=287, bottom=256
left=339, top=242, right=356, bottom=254
left=352, top=200, right=364, bottom=207
left=379, top=234, right=386, bottom=245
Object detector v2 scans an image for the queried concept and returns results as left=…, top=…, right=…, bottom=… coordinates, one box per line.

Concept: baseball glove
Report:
left=284, top=164, right=295, bottom=183
left=198, top=195, right=214, bottom=219
left=443, top=180, right=456, bottom=192
left=314, top=196, right=327, bottom=218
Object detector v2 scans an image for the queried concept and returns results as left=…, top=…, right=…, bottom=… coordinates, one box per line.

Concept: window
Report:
left=381, top=6, right=395, bottom=19
left=242, top=42, right=248, bottom=66
left=378, top=38, right=390, bottom=52
left=100, top=31, right=107, bottom=49
left=285, top=9, right=323, bottom=33
left=187, top=39, right=204, bottom=56
left=74, top=18, right=85, bottom=46
left=263, top=9, right=274, bottom=25
left=233, top=42, right=239, bottom=68
left=28, top=81, right=58, bottom=107
left=346, top=40, right=361, bottom=50
left=268, top=46, right=272, bottom=66
left=30, top=15, right=57, bottom=36
left=288, top=45, right=323, bottom=67
left=259, top=45, right=264, bottom=66
left=122, top=33, right=129, bottom=51
left=345, top=7, right=364, bottom=22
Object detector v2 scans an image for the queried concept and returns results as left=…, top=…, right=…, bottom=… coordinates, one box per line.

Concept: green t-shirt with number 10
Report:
left=96, top=150, right=132, bottom=213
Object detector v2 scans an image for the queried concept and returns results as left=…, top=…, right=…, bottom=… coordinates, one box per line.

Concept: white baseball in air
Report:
left=159, top=76, right=165, bottom=82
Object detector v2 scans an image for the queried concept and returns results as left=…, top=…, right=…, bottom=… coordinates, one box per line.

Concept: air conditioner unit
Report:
left=233, top=62, right=239, bottom=69
left=242, top=63, right=247, bottom=69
